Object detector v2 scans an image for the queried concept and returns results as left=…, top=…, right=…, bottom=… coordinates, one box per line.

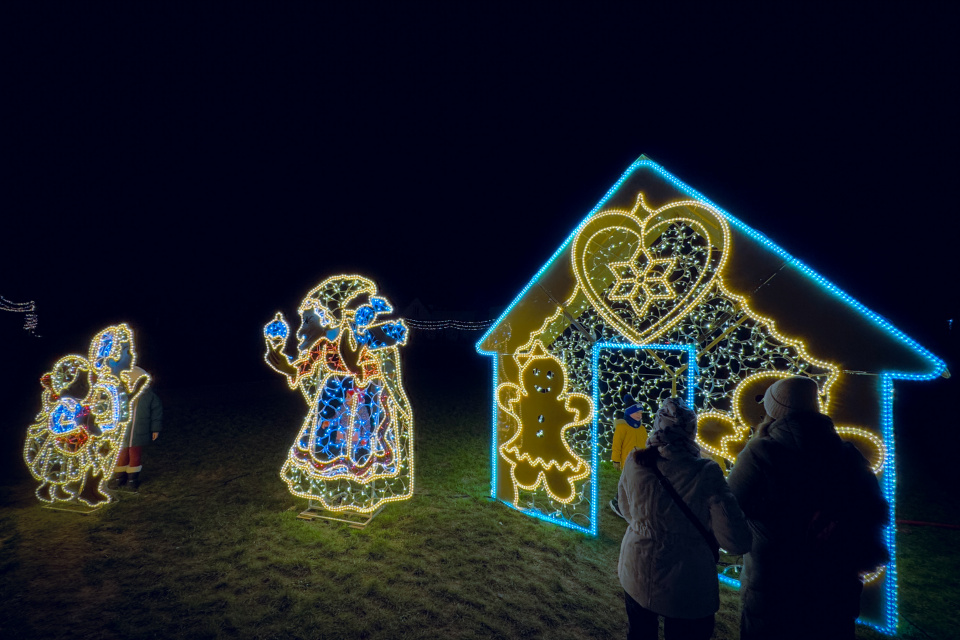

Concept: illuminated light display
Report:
left=496, top=340, right=592, bottom=507
left=476, top=157, right=947, bottom=634
left=264, top=275, right=413, bottom=523
left=402, top=317, right=495, bottom=331
left=1, top=295, right=39, bottom=334
left=23, top=324, right=149, bottom=509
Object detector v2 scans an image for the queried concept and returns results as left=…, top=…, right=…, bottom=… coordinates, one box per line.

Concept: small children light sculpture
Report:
left=264, top=275, right=413, bottom=523
left=23, top=323, right=149, bottom=508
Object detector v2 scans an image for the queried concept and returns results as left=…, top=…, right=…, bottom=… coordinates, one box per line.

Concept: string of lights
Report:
left=402, top=317, right=495, bottom=331
left=1, top=295, right=39, bottom=334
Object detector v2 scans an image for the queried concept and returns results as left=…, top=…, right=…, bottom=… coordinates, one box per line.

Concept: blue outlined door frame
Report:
left=588, top=342, right=698, bottom=536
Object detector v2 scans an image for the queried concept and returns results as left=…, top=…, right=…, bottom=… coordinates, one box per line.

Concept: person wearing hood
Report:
left=727, top=376, right=890, bottom=640
left=108, top=365, right=163, bottom=492
left=617, top=397, right=751, bottom=640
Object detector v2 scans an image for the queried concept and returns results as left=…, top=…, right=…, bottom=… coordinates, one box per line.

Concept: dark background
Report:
left=3, top=4, right=957, bottom=472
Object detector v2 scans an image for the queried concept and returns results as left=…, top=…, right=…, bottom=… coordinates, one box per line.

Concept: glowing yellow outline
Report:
left=281, top=368, right=405, bottom=486
left=567, top=194, right=883, bottom=471
left=494, top=189, right=891, bottom=526
left=497, top=341, right=592, bottom=505
left=266, top=275, right=414, bottom=514
left=607, top=250, right=679, bottom=317
left=23, top=324, right=149, bottom=507
left=835, top=426, right=886, bottom=474
left=571, top=194, right=731, bottom=345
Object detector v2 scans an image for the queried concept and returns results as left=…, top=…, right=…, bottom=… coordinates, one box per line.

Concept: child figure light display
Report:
left=23, top=323, right=150, bottom=508
left=264, top=275, right=413, bottom=523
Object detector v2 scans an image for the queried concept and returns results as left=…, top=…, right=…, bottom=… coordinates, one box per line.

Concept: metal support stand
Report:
left=296, top=500, right=383, bottom=529
left=42, top=502, right=100, bottom=515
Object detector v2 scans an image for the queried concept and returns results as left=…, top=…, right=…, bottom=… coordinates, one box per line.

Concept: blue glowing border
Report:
left=590, top=342, right=698, bottom=537
left=488, top=342, right=697, bottom=536
left=713, top=374, right=914, bottom=634
left=476, top=158, right=946, bottom=635
left=487, top=351, right=594, bottom=536
left=475, top=159, right=945, bottom=374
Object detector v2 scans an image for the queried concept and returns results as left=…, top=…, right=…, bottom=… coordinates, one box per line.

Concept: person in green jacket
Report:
left=108, top=365, right=162, bottom=492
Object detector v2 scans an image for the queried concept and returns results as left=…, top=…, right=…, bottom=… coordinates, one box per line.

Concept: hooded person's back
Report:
left=727, top=376, right=889, bottom=640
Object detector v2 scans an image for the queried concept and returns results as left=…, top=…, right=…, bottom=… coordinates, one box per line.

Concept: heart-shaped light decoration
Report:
left=571, top=193, right=730, bottom=345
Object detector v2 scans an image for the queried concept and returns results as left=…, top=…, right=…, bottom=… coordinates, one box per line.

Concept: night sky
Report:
left=3, top=4, right=957, bottom=397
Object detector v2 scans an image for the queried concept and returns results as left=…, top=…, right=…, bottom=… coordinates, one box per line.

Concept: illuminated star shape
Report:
left=607, top=259, right=641, bottom=301
left=607, top=250, right=678, bottom=316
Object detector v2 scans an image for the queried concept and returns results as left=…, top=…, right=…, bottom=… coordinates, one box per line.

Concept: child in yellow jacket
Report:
left=610, top=397, right=646, bottom=519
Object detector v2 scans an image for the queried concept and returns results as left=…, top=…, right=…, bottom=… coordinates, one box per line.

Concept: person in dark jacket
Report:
left=727, top=376, right=889, bottom=640
left=108, top=366, right=162, bottom=492
left=618, top=397, right=752, bottom=640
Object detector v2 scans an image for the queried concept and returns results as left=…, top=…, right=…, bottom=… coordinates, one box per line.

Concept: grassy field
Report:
left=1, top=340, right=957, bottom=639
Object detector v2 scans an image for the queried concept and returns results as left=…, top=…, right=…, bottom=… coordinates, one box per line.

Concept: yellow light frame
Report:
left=23, top=323, right=149, bottom=508
left=476, top=158, right=944, bottom=633
left=264, top=275, right=414, bottom=516
left=483, top=190, right=886, bottom=527
left=496, top=340, right=593, bottom=506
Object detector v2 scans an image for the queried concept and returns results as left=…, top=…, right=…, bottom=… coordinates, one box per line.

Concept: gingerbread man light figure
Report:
left=497, top=341, right=592, bottom=507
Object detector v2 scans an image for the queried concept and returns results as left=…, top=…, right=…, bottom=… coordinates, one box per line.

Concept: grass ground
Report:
left=1, top=340, right=957, bottom=639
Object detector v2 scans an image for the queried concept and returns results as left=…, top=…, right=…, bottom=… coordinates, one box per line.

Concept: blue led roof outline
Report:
left=477, top=158, right=946, bottom=379
left=475, top=157, right=947, bottom=636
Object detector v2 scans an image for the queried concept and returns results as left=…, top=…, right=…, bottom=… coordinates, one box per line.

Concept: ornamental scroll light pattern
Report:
left=264, top=275, right=413, bottom=515
left=478, top=159, right=947, bottom=634
left=561, top=194, right=882, bottom=472
left=23, top=324, right=149, bottom=508
left=481, top=188, right=885, bottom=533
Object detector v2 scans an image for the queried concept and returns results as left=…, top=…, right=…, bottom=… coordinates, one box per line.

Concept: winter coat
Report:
left=611, top=419, right=646, bottom=466
left=126, top=387, right=162, bottom=448
left=726, top=411, right=889, bottom=639
left=617, top=446, right=752, bottom=619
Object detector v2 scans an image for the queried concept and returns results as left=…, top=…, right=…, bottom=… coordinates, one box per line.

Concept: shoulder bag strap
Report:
left=649, top=461, right=721, bottom=564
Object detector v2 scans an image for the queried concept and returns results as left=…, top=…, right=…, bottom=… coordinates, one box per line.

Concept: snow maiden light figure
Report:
left=264, top=275, right=413, bottom=524
left=23, top=323, right=150, bottom=509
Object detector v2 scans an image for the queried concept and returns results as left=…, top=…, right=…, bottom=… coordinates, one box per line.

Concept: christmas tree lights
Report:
left=23, top=324, right=149, bottom=508
left=264, top=275, right=413, bottom=521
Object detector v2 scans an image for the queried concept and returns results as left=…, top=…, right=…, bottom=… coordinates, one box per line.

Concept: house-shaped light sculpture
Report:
left=475, top=157, right=948, bottom=634
left=264, top=275, right=414, bottom=526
